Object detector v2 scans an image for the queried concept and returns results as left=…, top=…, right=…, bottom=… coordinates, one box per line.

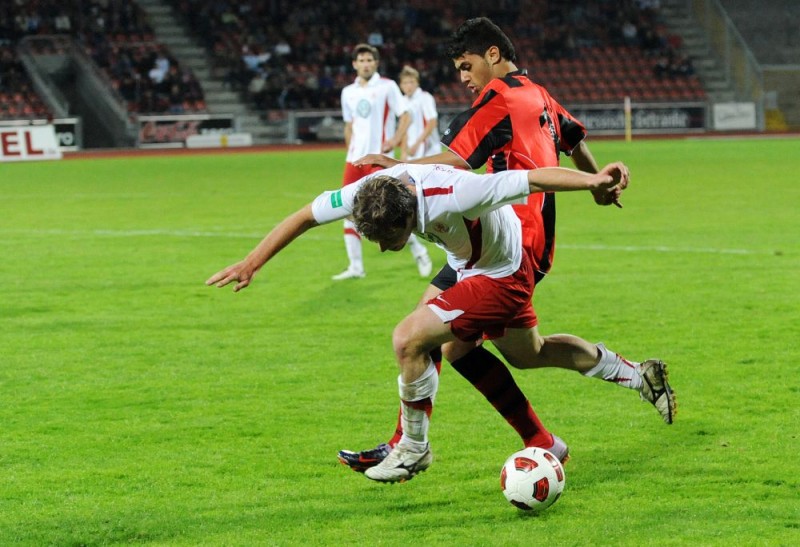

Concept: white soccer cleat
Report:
left=331, top=267, right=365, bottom=281
left=364, top=443, right=433, bottom=483
left=415, top=253, right=433, bottom=277
left=637, top=359, right=676, bottom=424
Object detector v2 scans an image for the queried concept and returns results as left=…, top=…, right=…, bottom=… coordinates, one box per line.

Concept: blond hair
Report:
left=399, top=65, right=420, bottom=82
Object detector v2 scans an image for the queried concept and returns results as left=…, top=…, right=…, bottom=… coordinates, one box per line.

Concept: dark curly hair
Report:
left=352, top=175, right=416, bottom=242
left=445, top=17, right=516, bottom=62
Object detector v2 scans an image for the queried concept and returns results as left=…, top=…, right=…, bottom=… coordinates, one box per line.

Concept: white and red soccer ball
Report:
left=500, top=447, right=566, bottom=512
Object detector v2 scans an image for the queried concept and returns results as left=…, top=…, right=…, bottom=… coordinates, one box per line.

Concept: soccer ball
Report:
left=500, top=447, right=566, bottom=512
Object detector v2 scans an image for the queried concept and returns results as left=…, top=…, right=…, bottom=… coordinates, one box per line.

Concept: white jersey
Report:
left=341, top=72, right=410, bottom=162
left=311, top=164, right=530, bottom=280
left=405, top=88, right=440, bottom=160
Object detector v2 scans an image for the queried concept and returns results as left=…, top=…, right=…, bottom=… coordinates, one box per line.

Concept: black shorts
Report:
left=430, top=263, right=547, bottom=290
left=431, top=264, right=458, bottom=291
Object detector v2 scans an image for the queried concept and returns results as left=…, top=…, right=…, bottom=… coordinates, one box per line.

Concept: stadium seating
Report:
left=0, top=46, right=52, bottom=120
left=166, top=0, right=705, bottom=110
left=3, top=0, right=206, bottom=116
left=4, top=0, right=706, bottom=122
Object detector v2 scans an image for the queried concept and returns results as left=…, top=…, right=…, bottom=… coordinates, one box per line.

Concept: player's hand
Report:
left=592, top=162, right=630, bottom=208
left=353, top=154, right=400, bottom=168
left=206, top=260, right=257, bottom=292
left=381, top=138, right=400, bottom=153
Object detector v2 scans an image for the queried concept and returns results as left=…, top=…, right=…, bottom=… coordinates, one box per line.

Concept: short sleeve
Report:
left=341, top=88, right=353, bottom=122
left=311, top=184, right=358, bottom=224
left=451, top=170, right=530, bottom=220
left=552, top=102, right=586, bottom=154
left=422, top=93, right=438, bottom=120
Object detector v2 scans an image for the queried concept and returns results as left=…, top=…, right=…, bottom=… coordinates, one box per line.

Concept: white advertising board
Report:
left=713, top=102, right=757, bottom=130
left=185, top=133, right=253, bottom=148
left=0, top=125, right=63, bottom=162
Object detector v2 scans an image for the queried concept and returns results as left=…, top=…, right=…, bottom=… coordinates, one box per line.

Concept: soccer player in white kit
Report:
left=398, top=66, right=440, bottom=161
left=335, top=44, right=432, bottom=280
left=206, top=161, right=670, bottom=484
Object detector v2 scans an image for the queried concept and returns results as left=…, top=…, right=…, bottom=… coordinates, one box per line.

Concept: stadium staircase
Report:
left=659, top=0, right=737, bottom=102
left=717, top=0, right=800, bottom=128
left=718, top=0, right=800, bottom=65
left=135, top=0, right=283, bottom=144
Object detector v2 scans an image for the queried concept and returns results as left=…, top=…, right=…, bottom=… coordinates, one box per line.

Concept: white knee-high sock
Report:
left=343, top=219, right=363, bottom=272
left=398, top=360, right=439, bottom=450
left=583, top=343, right=643, bottom=390
left=406, top=233, right=427, bottom=259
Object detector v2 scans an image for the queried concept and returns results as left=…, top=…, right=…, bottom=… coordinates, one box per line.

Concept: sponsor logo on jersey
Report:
left=356, top=99, right=372, bottom=118
left=330, top=190, right=343, bottom=208
left=420, top=232, right=445, bottom=246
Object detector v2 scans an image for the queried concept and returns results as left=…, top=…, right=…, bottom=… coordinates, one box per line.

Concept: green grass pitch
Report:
left=1, top=138, right=798, bottom=544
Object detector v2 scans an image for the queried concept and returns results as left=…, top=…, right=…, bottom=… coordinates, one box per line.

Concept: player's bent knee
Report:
left=393, top=315, right=447, bottom=365
left=392, top=322, right=425, bottom=363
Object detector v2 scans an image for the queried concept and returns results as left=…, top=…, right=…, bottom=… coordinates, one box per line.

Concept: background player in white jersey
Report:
left=397, top=66, right=440, bottom=161
left=335, top=44, right=431, bottom=280
left=206, top=161, right=672, bottom=483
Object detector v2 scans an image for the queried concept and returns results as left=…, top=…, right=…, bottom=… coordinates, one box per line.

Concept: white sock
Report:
left=406, top=233, right=427, bottom=259
left=583, top=343, right=643, bottom=390
left=343, top=219, right=363, bottom=272
left=398, top=360, right=438, bottom=451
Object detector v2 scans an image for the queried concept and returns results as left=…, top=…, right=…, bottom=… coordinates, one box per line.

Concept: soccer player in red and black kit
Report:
left=338, top=17, right=675, bottom=473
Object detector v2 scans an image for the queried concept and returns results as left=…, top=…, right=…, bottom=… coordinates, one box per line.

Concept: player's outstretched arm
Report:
left=206, top=204, right=319, bottom=292
left=353, top=148, right=469, bottom=169
left=527, top=162, right=629, bottom=194
left=352, top=153, right=402, bottom=169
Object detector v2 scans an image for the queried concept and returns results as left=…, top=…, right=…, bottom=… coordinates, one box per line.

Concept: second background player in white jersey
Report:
left=335, top=44, right=432, bottom=280
left=398, top=65, right=441, bottom=161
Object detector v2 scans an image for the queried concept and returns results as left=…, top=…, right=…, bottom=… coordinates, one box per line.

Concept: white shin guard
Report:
left=398, top=360, right=439, bottom=447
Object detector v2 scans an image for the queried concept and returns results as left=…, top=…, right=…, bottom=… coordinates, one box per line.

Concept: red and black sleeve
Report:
left=441, top=90, right=512, bottom=169
left=553, top=101, right=587, bottom=154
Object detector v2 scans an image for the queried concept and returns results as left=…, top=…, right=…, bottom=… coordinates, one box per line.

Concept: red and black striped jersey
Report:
left=441, top=70, right=586, bottom=278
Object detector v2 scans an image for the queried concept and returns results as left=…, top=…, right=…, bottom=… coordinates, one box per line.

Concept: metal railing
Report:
left=688, top=0, right=765, bottom=129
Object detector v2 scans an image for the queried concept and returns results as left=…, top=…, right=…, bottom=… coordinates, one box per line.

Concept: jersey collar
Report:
left=355, top=72, right=382, bottom=86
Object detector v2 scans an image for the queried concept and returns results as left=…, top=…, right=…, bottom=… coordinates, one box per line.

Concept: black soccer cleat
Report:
left=337, top=443, right=392, bottom=473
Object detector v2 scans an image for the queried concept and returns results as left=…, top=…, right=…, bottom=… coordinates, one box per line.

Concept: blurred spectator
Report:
left=673, top=54, right=694, bottom=77
left=622, top=20, right=639, bottom=46
left=3, top=0, right=702, bottom=114
left=654, top=51, right=671, bottom=78
left=654, top=49, right=694, bottom=79
left=161, top=0, right=698, bottom=108
left=3, top=0, right=205, bottom=115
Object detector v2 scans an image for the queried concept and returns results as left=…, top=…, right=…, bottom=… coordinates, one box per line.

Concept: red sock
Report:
left=450, top=346, right=552, bottom=448
left=388, top=407, right=403, bottom=448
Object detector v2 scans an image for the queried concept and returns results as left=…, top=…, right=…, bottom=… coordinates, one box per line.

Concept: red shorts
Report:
left=342, top=162, right=383, bottom=186
left=426, top=252, right=538, bottom=342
